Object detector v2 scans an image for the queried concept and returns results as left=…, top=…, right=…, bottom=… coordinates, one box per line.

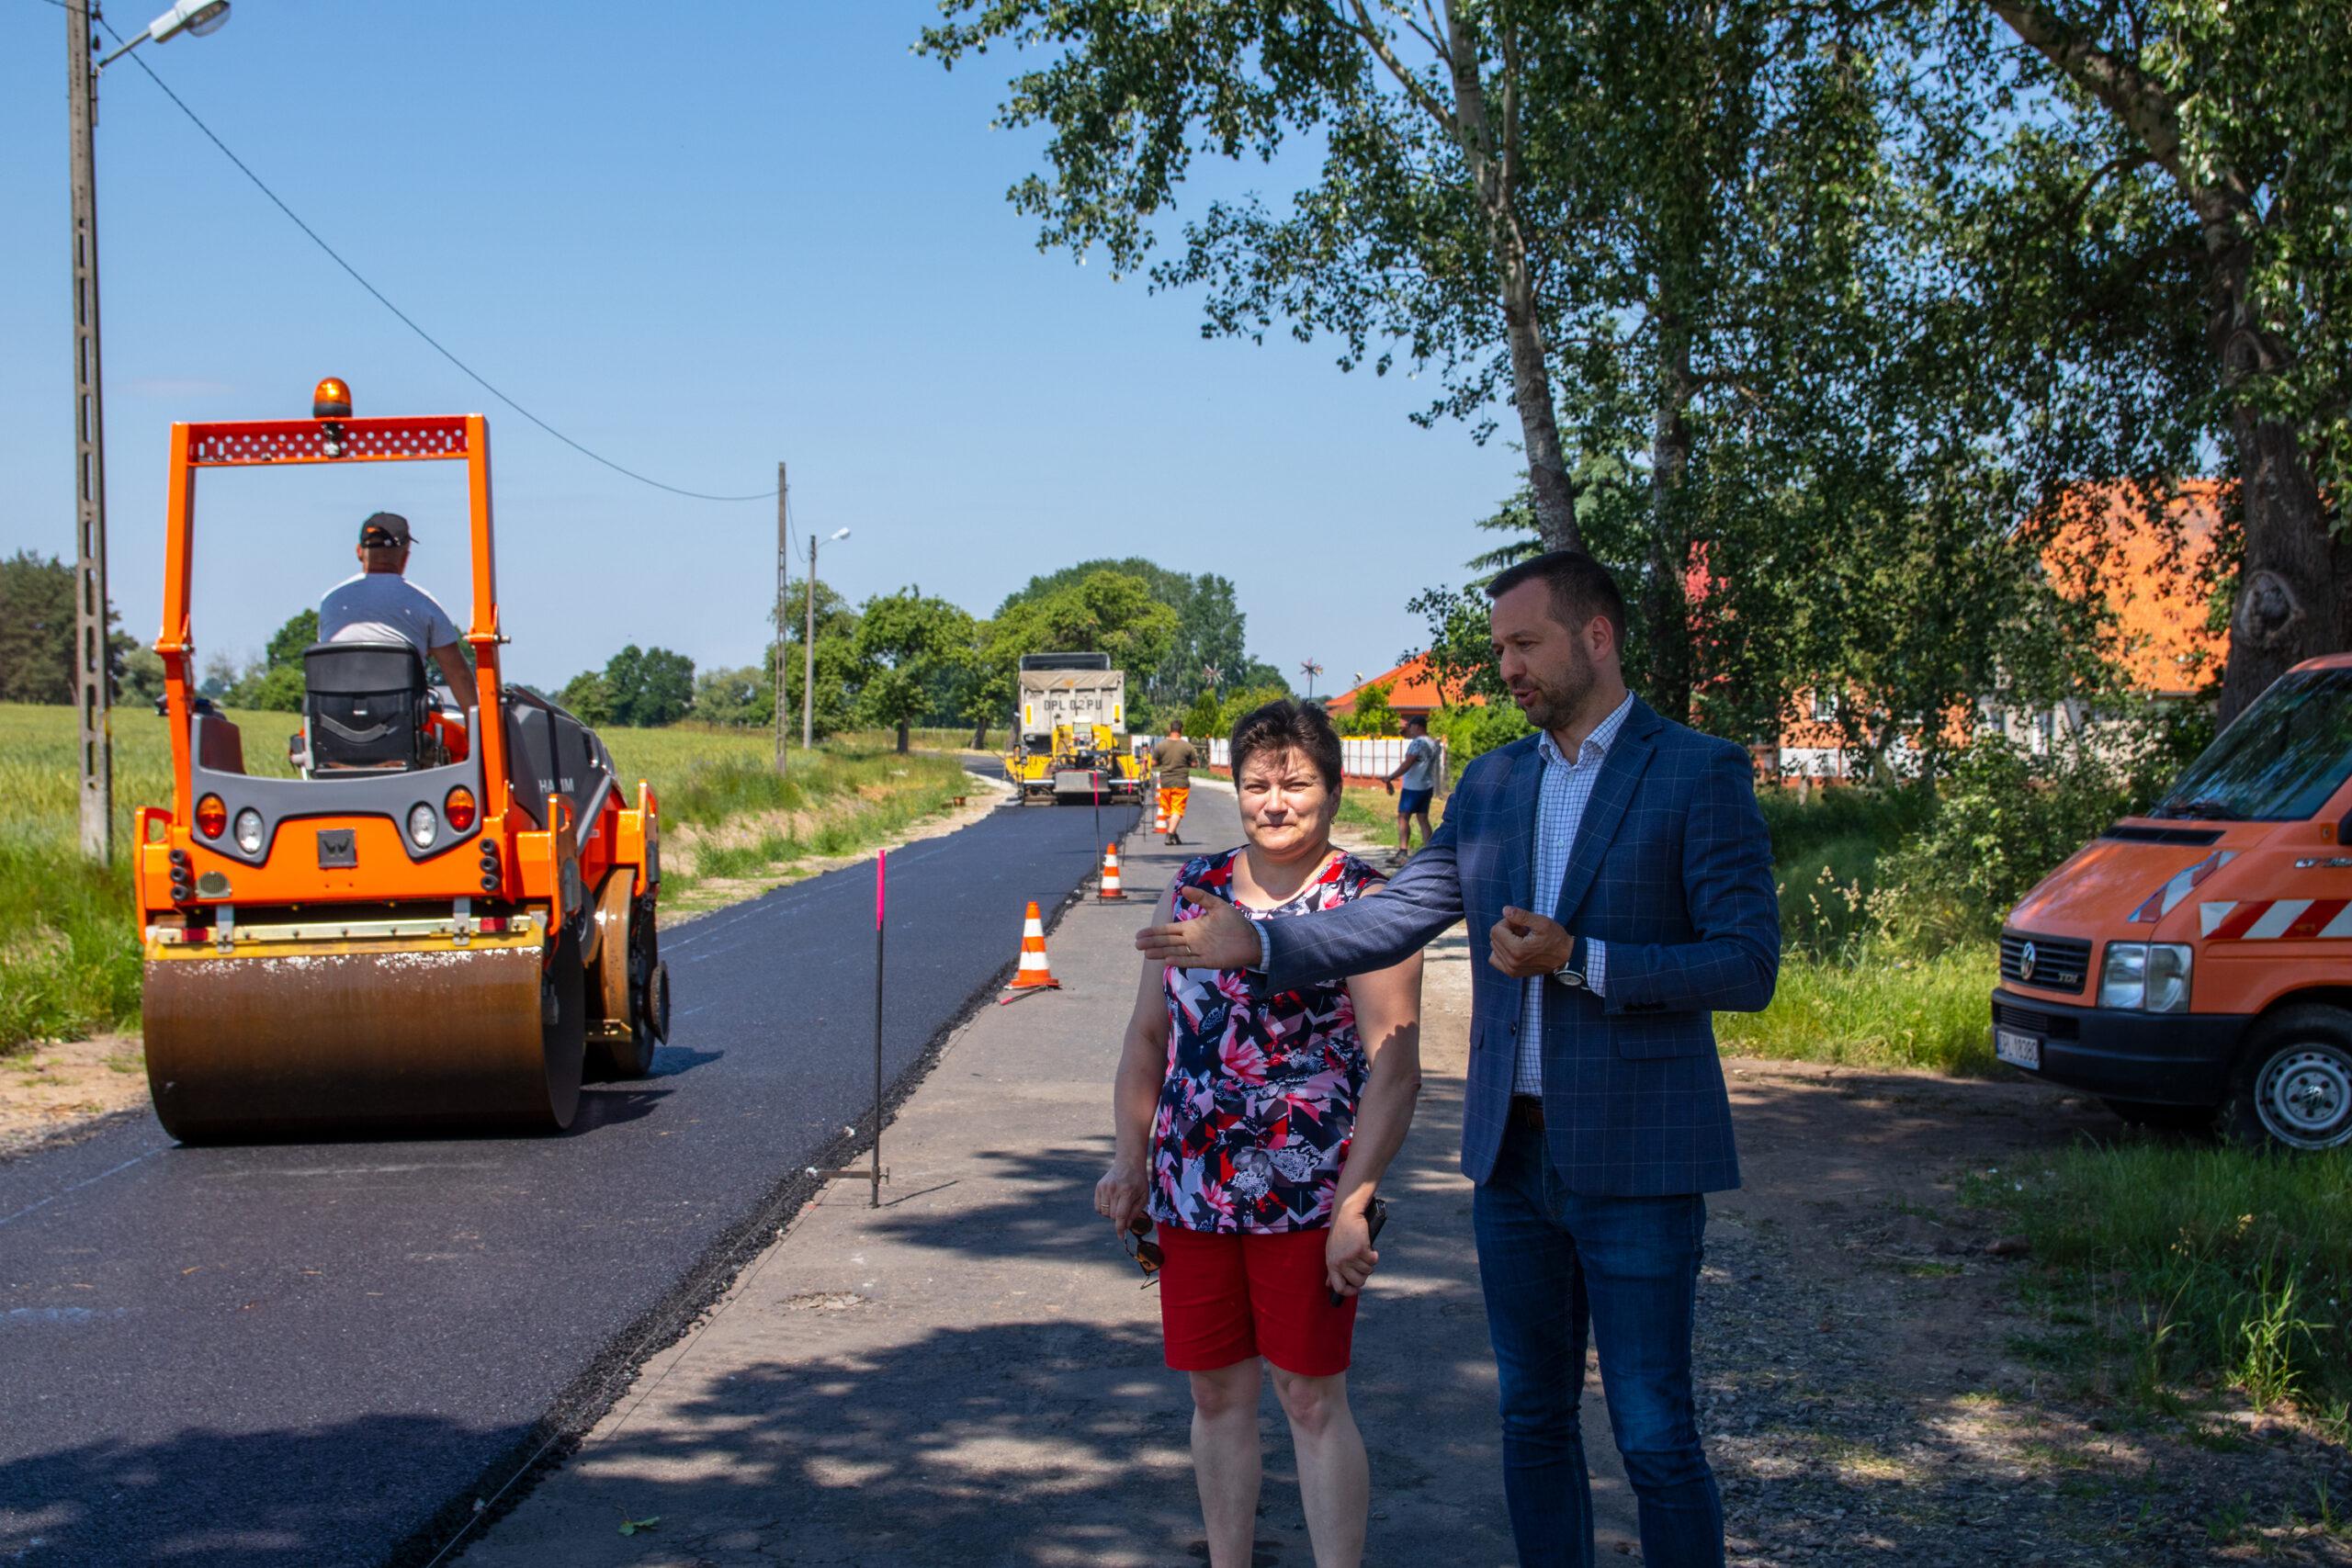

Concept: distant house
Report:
left=1326, top=654, right=1476, bottom=724
left=1780, top=482, right=2226, bottom=780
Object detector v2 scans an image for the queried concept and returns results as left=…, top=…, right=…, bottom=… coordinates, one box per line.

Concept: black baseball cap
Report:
left=358, top=511, right=413, bottom=547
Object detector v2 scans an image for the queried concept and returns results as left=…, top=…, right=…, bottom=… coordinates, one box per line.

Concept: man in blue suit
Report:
left=1137, top=550, right=1778, bottom=1567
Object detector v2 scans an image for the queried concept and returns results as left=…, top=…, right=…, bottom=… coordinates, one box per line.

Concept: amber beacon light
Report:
left=311, top=378, right=353, bottom=419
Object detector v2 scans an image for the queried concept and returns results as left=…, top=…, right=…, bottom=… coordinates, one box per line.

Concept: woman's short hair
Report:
left=1229, top=700, right=1342, bottom=792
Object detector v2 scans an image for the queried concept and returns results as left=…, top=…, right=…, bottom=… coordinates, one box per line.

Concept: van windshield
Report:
left=2151, top=667, right=2352, bottom=821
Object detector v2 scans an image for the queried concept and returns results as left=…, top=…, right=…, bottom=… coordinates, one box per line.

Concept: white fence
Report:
left=1134, top=735, right=1447, bottom=785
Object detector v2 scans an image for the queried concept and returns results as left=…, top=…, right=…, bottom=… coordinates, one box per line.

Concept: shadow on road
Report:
left=0, top=1413, right=529, bottom=1567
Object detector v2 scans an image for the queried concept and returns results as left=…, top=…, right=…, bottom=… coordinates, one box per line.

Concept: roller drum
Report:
left=143, top=937, right=583, bottom=1141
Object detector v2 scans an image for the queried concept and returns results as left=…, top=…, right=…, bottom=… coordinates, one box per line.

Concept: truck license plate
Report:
left=1994, top=1028, right=2041, bottom=1070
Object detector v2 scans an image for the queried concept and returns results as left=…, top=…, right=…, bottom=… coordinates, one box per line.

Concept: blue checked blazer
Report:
left=1262, top=697, right=1778, bottom=1196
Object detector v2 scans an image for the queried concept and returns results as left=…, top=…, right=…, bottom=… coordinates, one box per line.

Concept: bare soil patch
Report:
left=1708, top=1057, right=2352, bottom=1564
left=0, top=1032, right=148, bottom=1158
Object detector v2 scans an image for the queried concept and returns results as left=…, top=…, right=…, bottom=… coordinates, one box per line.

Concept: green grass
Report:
left=0, top=838, right=143, bottom=1051
left=1717, top=944, right=1999, bottom=1074
left=0, top=703, right=969, bottom=1053
left=1968, top=1145, right=2352, bottom=1422
left=1333, top=782, right=1420, bottom=847
left=661, top=750, right=967, bottom=898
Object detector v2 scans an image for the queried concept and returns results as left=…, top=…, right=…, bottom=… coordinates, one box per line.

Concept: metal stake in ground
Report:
left=813, top=849, right=889, bottom=1206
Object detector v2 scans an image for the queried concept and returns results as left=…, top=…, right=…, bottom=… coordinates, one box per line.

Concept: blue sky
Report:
left=0, top=1, right=1522, bottom=696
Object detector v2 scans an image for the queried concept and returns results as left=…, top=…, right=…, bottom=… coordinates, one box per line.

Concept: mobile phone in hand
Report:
left=1330, top=1197, right=1389, bottom=1306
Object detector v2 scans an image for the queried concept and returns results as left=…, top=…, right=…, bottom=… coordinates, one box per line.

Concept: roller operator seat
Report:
left=303, top=639, right=431, bottom=771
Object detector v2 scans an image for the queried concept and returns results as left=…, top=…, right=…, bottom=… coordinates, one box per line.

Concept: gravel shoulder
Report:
left=1703, top=1058, right=2352, bottom=1565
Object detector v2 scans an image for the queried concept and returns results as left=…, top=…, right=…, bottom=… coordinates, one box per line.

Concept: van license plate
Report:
left=1994, top=1028, right=2041, bottom=1070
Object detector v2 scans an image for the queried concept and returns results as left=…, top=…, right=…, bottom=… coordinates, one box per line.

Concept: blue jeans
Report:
left=1472, top=1115, right=1722, bottom=1567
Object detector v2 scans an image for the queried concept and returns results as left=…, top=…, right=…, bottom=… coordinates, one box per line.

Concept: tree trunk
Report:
left=1644, top=315, right=1696, bottom=724
left=969, top=717, right=990, bottom=750
left=1442, top=4, right=1581, bottom=554
left=1980, top=0, right=2346, bottom=724
left=896, top=719, right=910, bottom=754
left=2209, top=241, right=2346, bottom=721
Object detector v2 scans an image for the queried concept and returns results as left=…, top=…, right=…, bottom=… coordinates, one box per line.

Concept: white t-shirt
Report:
left=318, top=571, right=460, bottom=657
left=1400, top=733, right=1440, bottom=791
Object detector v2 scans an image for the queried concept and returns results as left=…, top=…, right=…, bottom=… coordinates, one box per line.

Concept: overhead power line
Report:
left=91, top=13, right=775, bottom=503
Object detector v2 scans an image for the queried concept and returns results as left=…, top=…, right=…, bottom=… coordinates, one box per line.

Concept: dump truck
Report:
left=1003, top=652, right=1148, bottom=805
left=134, top=378, right=670, bottom=1142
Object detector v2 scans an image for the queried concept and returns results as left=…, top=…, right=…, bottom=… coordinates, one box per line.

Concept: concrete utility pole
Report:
left=802, top=525, right=850, bottom=750
left=772, top=461, right=788, bottom=774
left=802, top=534, right=819, bottom=750
left=63, top=0, right=233, bottom=861
left=67, top=0, right=111, bottom=861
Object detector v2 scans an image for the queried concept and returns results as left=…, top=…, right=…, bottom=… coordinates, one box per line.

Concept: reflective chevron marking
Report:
left=2200, top=898, right=2352, bottom=940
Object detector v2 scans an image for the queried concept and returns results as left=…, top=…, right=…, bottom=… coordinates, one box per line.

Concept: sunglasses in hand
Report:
left=1122, top=1214, right=1163, bottom=1279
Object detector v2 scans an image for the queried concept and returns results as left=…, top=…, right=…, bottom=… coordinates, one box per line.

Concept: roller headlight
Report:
left=232, top=808, right=265, bottom=855
left=407, top=803, right=439, bottom=849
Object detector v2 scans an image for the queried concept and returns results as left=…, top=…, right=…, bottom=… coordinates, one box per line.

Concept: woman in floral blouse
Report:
left=1096, top=699, right=1424, bottom=1568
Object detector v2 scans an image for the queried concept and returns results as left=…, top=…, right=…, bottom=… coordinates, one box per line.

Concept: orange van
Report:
left=1990, top=653, right=2352, bottom=1149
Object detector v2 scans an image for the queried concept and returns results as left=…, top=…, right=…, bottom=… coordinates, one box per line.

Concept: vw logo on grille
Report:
left=2018, top=942, right=2039, bottom=981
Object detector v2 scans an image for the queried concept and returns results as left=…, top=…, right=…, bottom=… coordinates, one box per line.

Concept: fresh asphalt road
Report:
left=0, top=784, right=1136, bottom=1567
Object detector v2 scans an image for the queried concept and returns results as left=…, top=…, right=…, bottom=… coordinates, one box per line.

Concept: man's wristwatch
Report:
left=1553, top=933, right=1589, bottom=990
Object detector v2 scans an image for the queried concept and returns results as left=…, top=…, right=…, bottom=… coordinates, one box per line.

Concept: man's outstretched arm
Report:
left=1134, top=815, right=1466, bottom=984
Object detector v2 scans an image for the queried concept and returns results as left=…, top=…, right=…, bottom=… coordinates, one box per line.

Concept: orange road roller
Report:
left=134, top=379, right=670, bottom=1141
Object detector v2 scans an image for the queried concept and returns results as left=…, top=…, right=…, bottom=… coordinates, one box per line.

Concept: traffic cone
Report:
left=1098, top=842, right=1125, bottom=901
left=1154, top=796, right=1169, bottom=835
left=1003, top=900, right=1061, bottom=995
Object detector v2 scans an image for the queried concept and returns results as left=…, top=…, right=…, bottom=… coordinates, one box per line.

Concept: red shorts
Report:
left=1157, top=1224, right=1357, bottom=1377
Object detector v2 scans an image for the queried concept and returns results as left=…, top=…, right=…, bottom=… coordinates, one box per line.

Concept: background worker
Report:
left=1381, top=715, right=1440, bottom=865
left=1153, top=720, right=1201, bottom=845
left=318, top=511, right=475, bottom=709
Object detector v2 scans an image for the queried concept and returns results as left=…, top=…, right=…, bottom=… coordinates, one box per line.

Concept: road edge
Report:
left=387, top=808, right=1138, bottom=1568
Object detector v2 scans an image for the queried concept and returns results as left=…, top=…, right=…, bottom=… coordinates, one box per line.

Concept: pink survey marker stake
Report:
left=876, top=849, right=888, bottom=928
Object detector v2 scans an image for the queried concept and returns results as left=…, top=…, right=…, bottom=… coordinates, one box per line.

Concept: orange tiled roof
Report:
left=2045, top=480, right=2227, bottom=697
left=1327, top=653, right=1482, bottom=715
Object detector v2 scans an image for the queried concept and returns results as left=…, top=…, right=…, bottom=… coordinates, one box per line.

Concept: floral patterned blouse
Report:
left=1149, top=846, right=1385, bottom=1234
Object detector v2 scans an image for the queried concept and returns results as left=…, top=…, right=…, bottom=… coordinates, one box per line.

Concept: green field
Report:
left=0, top=703, right=967, bottom=1053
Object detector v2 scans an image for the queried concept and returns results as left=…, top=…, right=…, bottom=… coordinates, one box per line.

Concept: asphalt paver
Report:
left=0, top=784, right=1136, bottom=1567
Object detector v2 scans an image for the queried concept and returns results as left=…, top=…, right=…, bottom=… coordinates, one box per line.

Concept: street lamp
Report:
left=802, top=527, right=851, bottom=750
left=101, top=0, right=231, bottom=65
left=64, top=0, right=233, bottom=861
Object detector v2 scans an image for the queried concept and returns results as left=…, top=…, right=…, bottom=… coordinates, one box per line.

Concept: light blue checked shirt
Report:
left=1513, top=694, right=1633, bottom=1095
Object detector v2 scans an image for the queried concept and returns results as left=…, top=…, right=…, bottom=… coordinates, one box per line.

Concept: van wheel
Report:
left=2221, top=1005, right=2352, bottom=1151
left=2100, top=1098, right=2216, bottom=1134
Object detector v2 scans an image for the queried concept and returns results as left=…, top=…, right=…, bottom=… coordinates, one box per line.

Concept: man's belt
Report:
left=1508, top=1095, right=1544, bottom=1133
